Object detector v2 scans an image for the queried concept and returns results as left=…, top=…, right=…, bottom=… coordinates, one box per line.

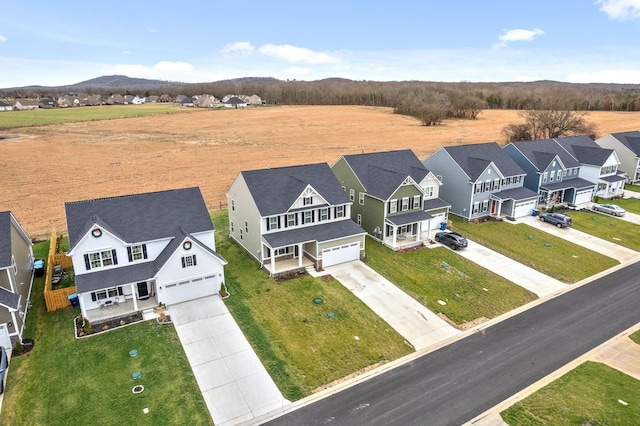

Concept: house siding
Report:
left=596, top=134, right=640, bottom=183
left=423, top=149, right=473, bottom=219
left=227, top=173, right=263, bottom=261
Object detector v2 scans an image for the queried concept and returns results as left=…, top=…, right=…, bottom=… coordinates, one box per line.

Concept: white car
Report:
left=592, top=203, right=626, bottom=217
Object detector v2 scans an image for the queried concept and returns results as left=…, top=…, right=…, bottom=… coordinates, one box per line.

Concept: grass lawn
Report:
left=364, top=238, right=537, bottom=326
left=0, top=104, right=188, bottom=128
left=1, top=243, right=212, bottom=426
left=607, top=196, right=640, bottom=215
left=569, top=210, right=640, bottom=252
left=211, top=212, right=414, bottom=400
left=624, top=184, right=640, bottom=194
left=501, top=362, right=640, bottom=425
left=630, top=329, right=640, bottom=345
left=449, top=217, right=619, bottom=283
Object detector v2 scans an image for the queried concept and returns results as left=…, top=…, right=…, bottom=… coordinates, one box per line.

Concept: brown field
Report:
left=2, top=105, right=640, bottom=239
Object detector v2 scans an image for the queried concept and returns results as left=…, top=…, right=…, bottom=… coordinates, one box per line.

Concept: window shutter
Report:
left=193, top=255, right=197, bottom=266
left=328, top=209, right=331, bottom=220
left=127, top=247, right=133, bottom=262
left=142, top=244, right=148, bottom=259
left=181, top=257, right=185, bottom=268
left=118, top=286, right=124, bottom=296
left=266, top=219, right=270, bottom=231
left=84, top=254, right=91, bottom=270
left=295, top=214, right=299, bottom=225
left=311, top=210, right=315, bottom=222
left=91, top=292, right=97, bottom=302
left=278, top=216, right=281, bottom=228
left=112, top=249, right=118, bottom=265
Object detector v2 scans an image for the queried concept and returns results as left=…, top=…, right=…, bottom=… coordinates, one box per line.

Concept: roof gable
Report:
left=610, top=131, right=640, bottom=155
left=444, top=142, right=525, bottom=180
left=509, top=139, right=580, bottom=170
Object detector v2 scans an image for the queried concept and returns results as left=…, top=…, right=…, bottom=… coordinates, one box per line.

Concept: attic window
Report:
left=303, top=196, right=313, bottom=205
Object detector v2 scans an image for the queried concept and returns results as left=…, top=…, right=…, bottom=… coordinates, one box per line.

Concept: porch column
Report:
left=496, top=201, right=502, bottom=217
left=271, top=254, right=276, bottom=275
left=131, top=283, right=139, bottom=312
left=392, top=225, right=397, bottom=247
left=415, top=222, right=421, bottom=242
left=298, top=243, right=303, bottom=267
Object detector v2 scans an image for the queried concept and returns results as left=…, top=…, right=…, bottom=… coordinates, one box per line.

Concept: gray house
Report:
left=503, top=138, right=597, bottom=207
left=227, top=163, right=366, bottom=276
left=331, top=149, right=450, bottom=250
left=423, top=142, right=538, bottom=220
left=595, top=131, right=640, bottom=184
left=0, top=211, right=34, bottom=349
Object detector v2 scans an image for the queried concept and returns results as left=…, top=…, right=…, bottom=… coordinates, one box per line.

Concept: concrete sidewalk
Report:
left=322, top=261, right=461, bottom=351
left=169, top=296, right=289, bottom=426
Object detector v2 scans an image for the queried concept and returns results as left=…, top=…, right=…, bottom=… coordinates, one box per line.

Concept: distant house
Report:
left=179, top=97, right=196, bottom=107
left=195, top=94, right=220, bottom=108
left=146, top=95, right=159, bottom=103
left=0, top=101, right=13, bottom=111
left=224, top=96, right=247, bottom=108
left=596, top=131, right=640, bottom=184
left=131, top=95, right=146, bottom=105
left=247, top=95, right=264, bottom=105
left=0, top=211, right=34, bottom=349
left=331, top=149, right=450, bottom=250
left=159, top=94, right=173, bottom=103
left=65, top=188, right=227, bottom=323
left=123, top=95, right=135, bottom=104
left=13, top=99, right=39, bottom=110
left=106, top=94, right=124, bottom=105
left=227, top=163, right=366, bottom=276
left=423, top=142, right=539, bottom=220
left=39, top=98, right=58, bottom=108
left=57, top=95, right=81, bottom=108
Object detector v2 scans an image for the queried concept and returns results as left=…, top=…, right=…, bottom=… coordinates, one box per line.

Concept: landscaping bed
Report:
left=75, top=313, right=144, bottom=338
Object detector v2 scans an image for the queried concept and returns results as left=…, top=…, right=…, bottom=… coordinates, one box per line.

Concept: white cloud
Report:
left=494, top=28, right=545, bottom=48
left=259, top=44, right=340, bottom=64
left=0, top=34, right=7, bottom=42
left=220, top=41, right=255, bottom=54
left=567, top=68, right=640, bottom=83
left=596, top=0, right=640, bottom=20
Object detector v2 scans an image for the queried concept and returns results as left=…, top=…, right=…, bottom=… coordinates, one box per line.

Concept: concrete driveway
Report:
left=169, top=296, right=289, bottom=426
left=323, top=261, right=460, bottom=351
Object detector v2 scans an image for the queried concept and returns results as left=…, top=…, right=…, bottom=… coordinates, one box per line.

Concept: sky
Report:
left=1, top=0, right=640, bottom=87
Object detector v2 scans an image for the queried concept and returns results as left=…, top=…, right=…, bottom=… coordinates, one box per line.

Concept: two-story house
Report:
left=65, top=187, right=227, bottom=322
left=503, top=138, right=596, bottom=207
left=227, top=163, right=366, bottom=276
left=331, top=149, right=450, bottom=250
left=595, top=131, right=640, bottom=184
left=423, top=142, right=539, bottom=220
left=0, top=211, right=34, bottom=349
left=554, top=136, right=625, bottom=199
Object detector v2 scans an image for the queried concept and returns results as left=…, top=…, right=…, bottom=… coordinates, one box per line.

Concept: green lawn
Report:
left=1, top=243, right=212, bottom=426
left=631, top=329, right=640, bottom=345
left=570, top=210, right=640, bottom=252
left=624, top=183, right=640, bottom=194
left=501, top=362, right=640, bottom=425
left=364, top=238, right=537, bottom=325
left=0, top=104, right=189, bottom=128
left=450, top=217, right=619, bottom=283
left=608, top=197, right=640, bottom=215
left=211, top=211, right=414, bottom=400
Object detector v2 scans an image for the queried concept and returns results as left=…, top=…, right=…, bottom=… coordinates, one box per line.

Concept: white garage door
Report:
left=162, top=275, right=218, bottom=306
left=514, top=200, right=536, bottom=218
left=0, top=323, right=11, bottom=349
left=575, top=189, right=593, bottom=205
left=322, top=242, right=360, bottom=267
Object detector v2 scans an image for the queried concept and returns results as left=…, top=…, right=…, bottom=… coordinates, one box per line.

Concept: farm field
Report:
left=2, top=105, right=640, bottom=239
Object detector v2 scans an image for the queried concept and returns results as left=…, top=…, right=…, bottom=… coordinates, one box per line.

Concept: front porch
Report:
left=84, top=297, right=158, bottom=323
left=383, top=228, right=433, bottom=250
left=263, top=255, right=314, bottom=276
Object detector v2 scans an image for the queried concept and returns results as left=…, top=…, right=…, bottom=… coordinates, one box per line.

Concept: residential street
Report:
left=260, top=260, right=640, bottom=426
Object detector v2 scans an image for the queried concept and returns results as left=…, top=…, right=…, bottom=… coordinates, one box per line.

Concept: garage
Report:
left=574, top=189, right=593, bottom=205
left=426, top=213, right=446, bottom=230
left=513, top=200, right=537, bottom=218
left=322, top=242, right=360, bottom=267
left=0, top=324, right=11, bottom=350
left=161, top=275, right=219, bottom=306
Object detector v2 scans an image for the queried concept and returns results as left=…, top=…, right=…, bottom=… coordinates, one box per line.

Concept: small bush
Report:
left=83, top=318, right=92, bottom=334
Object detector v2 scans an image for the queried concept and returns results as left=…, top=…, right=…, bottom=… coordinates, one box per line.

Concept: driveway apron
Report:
left=324, top=261, right=460, bottom=351
left=170, top=296, right=289, bottom=426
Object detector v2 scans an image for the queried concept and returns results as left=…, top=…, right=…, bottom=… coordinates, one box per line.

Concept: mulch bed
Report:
left=75, top=313, right=143, bottom=338
left=11, top=338, right=35, bottom=357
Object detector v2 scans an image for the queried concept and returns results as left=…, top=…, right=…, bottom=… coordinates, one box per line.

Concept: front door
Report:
left=137, top=281, right=149, bottom=300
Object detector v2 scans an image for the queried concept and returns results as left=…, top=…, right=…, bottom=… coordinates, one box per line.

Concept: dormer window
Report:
left=303, top=196, right=313, bottom=205
left=127, top=244, right=148, bottom=262
left=84, top=249, right=118, bottom=270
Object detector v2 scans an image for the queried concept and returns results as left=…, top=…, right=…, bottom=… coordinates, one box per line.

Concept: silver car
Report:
left=0, top=345, right=8, bottom=394
left=592, top=203, right=626, bottom=217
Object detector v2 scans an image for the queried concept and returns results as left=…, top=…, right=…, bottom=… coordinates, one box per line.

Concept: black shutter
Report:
left=91, top=292, right=96, bottom=302
left=328, top=209, right=331, bottom=220
left=295, top=214, right=299, bottom=225
left=118, top=286, right=124, bottom=296
left=311, top=210, right=315, bottom=222
left=277, top=216, right=281, bottom=229
left=181, top=257, right=185, bottom=268
left=112, top=249, right=118, bottom=265
left=127, top=247, right=133, bottom=262
left=193, top=255, right=197, bottom=266
left=266, top=218, right=270, bottom=231
left=84, top=254, right=91, bottom=270
left=142, top=244, right=148, bottom=259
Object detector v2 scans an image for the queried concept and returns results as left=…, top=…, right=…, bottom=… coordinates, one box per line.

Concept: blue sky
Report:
left=1, top=0, right=640, bottom=87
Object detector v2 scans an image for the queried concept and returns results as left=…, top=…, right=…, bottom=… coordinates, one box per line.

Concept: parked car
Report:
left=0, top=345, right=8, bottom=394
left=539, top=212, right=572, bottom=228
left=435, top=231, right=468, bottom=250
left=592, top=203, right=626, bottom=217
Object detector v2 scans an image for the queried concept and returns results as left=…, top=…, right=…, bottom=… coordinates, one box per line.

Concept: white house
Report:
left=65, top=187, right=227, bottom=322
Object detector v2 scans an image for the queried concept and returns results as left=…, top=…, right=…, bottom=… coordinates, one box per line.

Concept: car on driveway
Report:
left=435, top=231, right=468, bottom=250
left=539, top=212, right=572, bottom=228
left=592, top=203, right=626, bottom=217
left=0, top=345, right=8, bottom=394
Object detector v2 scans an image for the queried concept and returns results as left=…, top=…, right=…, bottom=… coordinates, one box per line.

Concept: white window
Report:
left=335, top=205, right=345, bottom=218
left=413, top=195, right=421, bottom=209
left=303, top=196, right=313, bottom=205
left=436, top=175, right=443, bottom=183
left=230, top=221, right=234, bottom=232
left=269, top=216, right=279, bottom=230
left=473, top=202, right=480, bottom=214
left=424, top=186, right=434, bottom=197
left=231, top=199, right=235, bottom=211
left=557, top=170, right=562, bottom=180
left=182, top=254, right=196, bottom=268
left=401, top=197, right=409, bottom=211
left=287, top=213, right=296, bottom=227
left=304, top=210, right=313, bottom=224
left=542, top=172, right=548, bottom=183
left=91, top=286, right=123, bottom=302
left=389, top=199, right=397, bottom=213
left=244, top=220, right=249, bottom=233
left=87, top=250, right=116, bottom=269
left=349, top=189, right=355, bottom=201
left=475, top=182, right=482, bottom=193
left=481, top=200, right=489, bottom=212
left=357, top=214, right=362, bottom=225
left=359, top=192, right=364, bottom=205
left=239, top=229, right=243, bottom=240
left=320, top=208, right=329, bottom=221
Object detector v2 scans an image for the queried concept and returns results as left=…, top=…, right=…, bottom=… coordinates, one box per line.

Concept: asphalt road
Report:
left=265, top=261, right=640, bottom=426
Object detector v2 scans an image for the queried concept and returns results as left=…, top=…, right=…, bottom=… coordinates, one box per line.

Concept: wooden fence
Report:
left=44, top=229, right=77, bottom=312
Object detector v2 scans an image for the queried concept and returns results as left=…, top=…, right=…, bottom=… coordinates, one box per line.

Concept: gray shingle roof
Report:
left=0, top=211, right=11, bottom=268
left=443, top=142, right=526, bottom=180
left=65, top=187, right=213, bottom=250
left=541, top=177, right=595, bottom=191
left=555, top=136, right=613, bottom=166
left=423, top=198, right=451, bottom=211
left=385, top=210, right=433, bottom=226
left=241, top=163, right=350, bottom=217
left=490, top=186, right=539, bottom=201
left=609, top=131, right=640, bottom=155
left=262, top=219, right=365, bottom=249
left=508, top=139, right=580, bottom=170
left=339, top=150, right=428, bottom=200
left=0, top=287, right=19, bottom=310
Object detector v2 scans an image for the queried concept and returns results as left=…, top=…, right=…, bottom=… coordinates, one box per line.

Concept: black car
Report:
left=435, top=231, right=468, bottom=250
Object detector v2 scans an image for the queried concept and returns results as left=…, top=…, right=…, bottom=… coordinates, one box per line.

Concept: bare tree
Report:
left=502, top=108, right=597, bottom=142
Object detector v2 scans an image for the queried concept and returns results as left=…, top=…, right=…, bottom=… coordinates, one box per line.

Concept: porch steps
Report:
left=305, top=264, right=325, bottom=278
left=141, top=308, right=157, bottom=321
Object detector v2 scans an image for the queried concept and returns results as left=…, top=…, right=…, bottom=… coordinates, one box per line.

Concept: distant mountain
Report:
left=2, top=75, right=181, bottom=93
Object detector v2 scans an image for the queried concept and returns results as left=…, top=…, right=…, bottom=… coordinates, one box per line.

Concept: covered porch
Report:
left=541, top=178, right=595, bottom=208
left=595, top=174, right=626, bottom=199
left=384, top=210, right=433, bottom=250
left=489, top=187, right=539, bottom=219
left=262, top=255, right=314, bottom=276
left=84, top=296, right=158, bottom=323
